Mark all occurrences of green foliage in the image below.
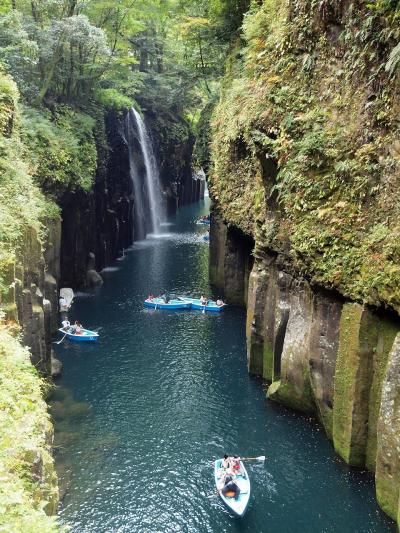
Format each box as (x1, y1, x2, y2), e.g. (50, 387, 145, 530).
(210, 0, 400, 311)
(0, 324, 58, 532)
(21, 106, 97, 195)
(95, 88, 134, 112)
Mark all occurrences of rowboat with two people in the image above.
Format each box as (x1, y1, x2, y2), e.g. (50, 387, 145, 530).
(144, 295, 191, 310)
(57, 324, 99, 343)
(181, 295, 226, 312)
(214, 457, 251, 517)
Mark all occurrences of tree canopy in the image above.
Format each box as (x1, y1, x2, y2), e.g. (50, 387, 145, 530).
(0, 0, 249, 117)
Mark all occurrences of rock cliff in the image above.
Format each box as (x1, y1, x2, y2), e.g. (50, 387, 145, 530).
(208, 0, 400, 525)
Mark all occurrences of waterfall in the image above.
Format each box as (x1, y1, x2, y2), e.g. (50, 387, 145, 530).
(124, 107, 164, 237)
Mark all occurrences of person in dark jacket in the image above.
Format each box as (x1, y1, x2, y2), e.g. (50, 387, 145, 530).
(221, 470, 241, 500)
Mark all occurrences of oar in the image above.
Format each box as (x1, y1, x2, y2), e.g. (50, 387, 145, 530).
(53, 332, 68, 345)
(241, 455, 266, 462)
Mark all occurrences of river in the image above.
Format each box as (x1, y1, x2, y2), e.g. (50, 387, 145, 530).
(52, 199, 394, 533)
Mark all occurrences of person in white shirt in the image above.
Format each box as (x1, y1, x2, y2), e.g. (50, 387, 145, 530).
(59, 295, 69, 312)
(61, 318, 70, 331)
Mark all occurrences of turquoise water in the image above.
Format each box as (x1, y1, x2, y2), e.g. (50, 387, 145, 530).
(53, 200, 394, 533)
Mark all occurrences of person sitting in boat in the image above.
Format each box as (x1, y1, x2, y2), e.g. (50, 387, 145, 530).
(59, 295, 70, 313)
(164, 294, 170, 304)
(222, 469, 241, 501)
(148, 294, 154, 301)
(216, 298, 224, 307)
(61, 318, 71, 332)
(232, 455, 243, 474)
(200, 295, 207, 306)
(221, 454, 231, 470)
(73, 321, 83, 335)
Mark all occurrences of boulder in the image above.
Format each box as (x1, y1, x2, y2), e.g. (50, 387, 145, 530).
(51, 350, 62, 378)
(86, 269, 103, 287)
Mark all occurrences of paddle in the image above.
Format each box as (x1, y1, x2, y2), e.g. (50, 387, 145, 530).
(241, 455, 266, 462)
(53, 332, 67, 345)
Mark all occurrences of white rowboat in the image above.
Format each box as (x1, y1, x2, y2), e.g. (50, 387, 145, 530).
(214, 459, 251, 517)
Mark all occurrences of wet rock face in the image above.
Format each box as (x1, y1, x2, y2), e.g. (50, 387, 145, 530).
(60, 111, 134, 288)
(145, 111, 204, 211)
(333, 304, 378, 465)
(209, 208, 254, 305)
(268, 278, 315, 413)
(308, 290, 342, 437)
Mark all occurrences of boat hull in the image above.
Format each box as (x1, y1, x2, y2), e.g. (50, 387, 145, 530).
(190, 299, 226, 312)
(214, 459, 250, 517)
(196, 220, 210, 225)
(144, 299, 191, 310)
(58, 328, 99, 342)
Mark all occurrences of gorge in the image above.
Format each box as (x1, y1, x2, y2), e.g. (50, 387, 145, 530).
(0, 0, 400, 531)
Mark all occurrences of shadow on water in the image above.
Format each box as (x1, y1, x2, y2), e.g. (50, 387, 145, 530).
(53, 199, 395, 533)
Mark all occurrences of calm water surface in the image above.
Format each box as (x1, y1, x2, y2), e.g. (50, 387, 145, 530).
(53, 200, 394, 533)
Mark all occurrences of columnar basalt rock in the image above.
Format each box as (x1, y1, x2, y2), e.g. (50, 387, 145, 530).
(376, 333, 400, 521)
(332, 304, 378, 466)
(268, 278, 315, 413)
(365, 317, 399, 472)
(209, 210, 228, 290)
(308, 290, 343, 438)
(209, 207, 254, 304)
(246, 265, 269, 376)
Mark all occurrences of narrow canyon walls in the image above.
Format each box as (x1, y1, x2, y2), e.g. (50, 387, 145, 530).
(210, 211, 400, 524)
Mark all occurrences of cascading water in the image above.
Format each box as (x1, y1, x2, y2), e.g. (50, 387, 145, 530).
(124, 107, 164, 237)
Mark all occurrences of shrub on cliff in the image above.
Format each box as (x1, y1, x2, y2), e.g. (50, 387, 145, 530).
(21, 105, 97, 196)
(209, 0, 400, 312)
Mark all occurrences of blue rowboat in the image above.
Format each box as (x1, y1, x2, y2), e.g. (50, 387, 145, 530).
(214, 459, 251, 517)
(144, 298, 191, 310)
(58, 328, 99, 342)
(196, 219, 210, 225)
(190, 299, 226, 312)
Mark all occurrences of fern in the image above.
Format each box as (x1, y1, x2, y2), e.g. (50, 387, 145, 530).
(385, 42, 400, 76)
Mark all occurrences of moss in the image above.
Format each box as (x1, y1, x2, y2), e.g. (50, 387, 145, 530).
(0, 324, 58, 532)
(262, 342, 273, 381)
(209, 0, 400, 313)
(366, 318, 399, 472)
(333, 304, 379, 465)
(376, 476, 400, 522)
(267, 379, 315, 414)
(95, 88, 134, 113)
